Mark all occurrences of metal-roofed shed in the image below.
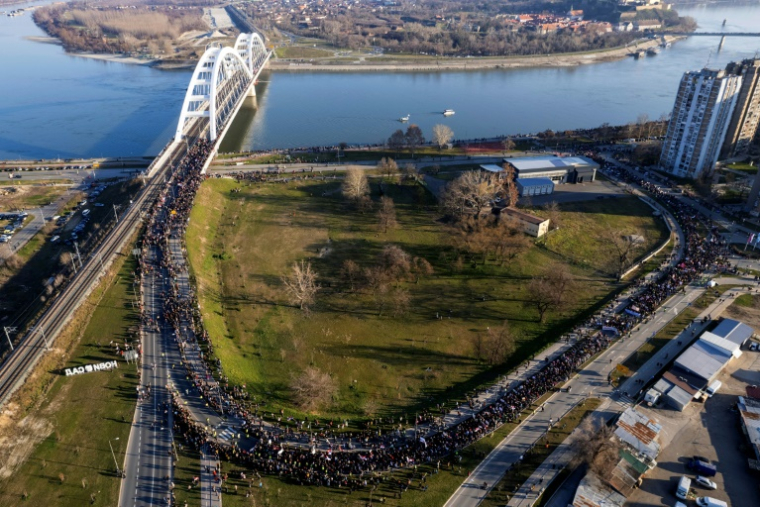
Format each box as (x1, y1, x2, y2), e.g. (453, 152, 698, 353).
(712, 318, 755, 347)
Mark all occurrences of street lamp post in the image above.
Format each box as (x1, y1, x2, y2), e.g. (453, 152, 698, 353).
(109, 437, 121, 476)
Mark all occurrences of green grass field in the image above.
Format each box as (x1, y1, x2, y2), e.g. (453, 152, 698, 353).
(0, 252, 140, 507)
(186, 178, 665, 423)
(530, 198, 670, 277)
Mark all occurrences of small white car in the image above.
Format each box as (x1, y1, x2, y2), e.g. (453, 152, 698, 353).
(695, 476, 717, 490)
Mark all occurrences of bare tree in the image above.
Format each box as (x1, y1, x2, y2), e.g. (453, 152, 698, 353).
(502, 164, 519, 208)
(492, 215, 531, 264)
(380, 244, 411, 280)
(342, 167, 369, 202)
(388, 129, 406, 155)
(412, 256, 434, 282)
(432, 124, 454, 150)
(571, 417, 622, 476)
(391, 287, 411, 316)
(403, 163, 419, 182)
(636, 113, 649, 139)
(290, 366, 338, 412)
(377, 157, 398, 181)
(378, 196, 398, 232)
(441, 171, 499, 219)
(281, 260, 320, 312)
(340, 259, 361, 291)
(542, 201, 562, 231)
(485, 320, 517, 365)
(604, 229, 645, 278)
(524, 263, 576, 323)
(450, 214, 492, 263)
(502, 137, 515, 155)
(405, 124, 425, 158)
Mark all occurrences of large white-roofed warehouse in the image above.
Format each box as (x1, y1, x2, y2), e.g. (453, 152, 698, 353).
(503, 155, 599, 183)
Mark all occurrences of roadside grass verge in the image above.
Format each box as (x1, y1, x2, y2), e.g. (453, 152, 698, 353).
(480, 398, 601, 507)
(0, 246, 140, 507)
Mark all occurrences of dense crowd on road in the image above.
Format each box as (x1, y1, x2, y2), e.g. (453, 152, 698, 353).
(133, 141, 730, 491)
(600, 165, 731, 332)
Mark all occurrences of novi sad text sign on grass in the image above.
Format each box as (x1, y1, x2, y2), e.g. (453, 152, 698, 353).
(64, 360, 118, 376)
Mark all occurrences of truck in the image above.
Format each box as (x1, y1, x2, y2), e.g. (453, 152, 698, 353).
(688, 459, 717, 477)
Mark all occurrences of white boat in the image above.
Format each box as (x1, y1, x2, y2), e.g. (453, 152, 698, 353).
(399, 114, 410, 122)
(443, 109, 455, 116)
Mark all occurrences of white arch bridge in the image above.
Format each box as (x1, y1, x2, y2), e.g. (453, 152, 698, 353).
(175, 32, 270, 146)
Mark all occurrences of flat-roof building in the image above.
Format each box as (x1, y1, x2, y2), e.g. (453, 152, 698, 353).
(503, 156, 598, 183)
(515, 177, 554, 196)
(712, 318, 755, 347)
(739, 393, 760, 462)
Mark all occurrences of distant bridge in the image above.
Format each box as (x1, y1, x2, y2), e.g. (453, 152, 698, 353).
(654, 31, 760, 37)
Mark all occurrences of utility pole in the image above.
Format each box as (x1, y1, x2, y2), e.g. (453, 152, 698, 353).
(3, 326, 16, 351)
(98, 252, 105, 273)
(69, 255, 78, 274)
(74, 241, 83, 269)
(113, 204, 119, 224)
(109, 437, 121, 476)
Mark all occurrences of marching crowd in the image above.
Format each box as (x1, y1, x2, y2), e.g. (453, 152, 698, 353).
(134, 144, 729, 492)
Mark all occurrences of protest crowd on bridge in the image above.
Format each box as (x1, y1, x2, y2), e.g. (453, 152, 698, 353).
(132, 142, 733, 496)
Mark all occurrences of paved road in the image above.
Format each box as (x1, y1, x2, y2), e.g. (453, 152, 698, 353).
(120, 244, 175, 507)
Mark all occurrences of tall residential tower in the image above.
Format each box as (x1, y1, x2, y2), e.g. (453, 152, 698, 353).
(721, 59, 760, 159)
(660, 68, 742, 179)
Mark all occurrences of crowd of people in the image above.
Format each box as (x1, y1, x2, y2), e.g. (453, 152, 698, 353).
(134, 143, 730, 492)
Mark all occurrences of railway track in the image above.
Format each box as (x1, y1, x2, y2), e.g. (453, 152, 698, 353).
(0, 141, 185, 408)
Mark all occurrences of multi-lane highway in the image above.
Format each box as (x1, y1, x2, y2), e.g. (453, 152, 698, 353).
(120, 241, 175, 507)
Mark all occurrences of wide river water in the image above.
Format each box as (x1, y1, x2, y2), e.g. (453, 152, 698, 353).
(3, 2, 760, 159)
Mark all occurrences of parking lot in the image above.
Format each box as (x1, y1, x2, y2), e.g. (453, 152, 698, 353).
(625, 350, 760, 506)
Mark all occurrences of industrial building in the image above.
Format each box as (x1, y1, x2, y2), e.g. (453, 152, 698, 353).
(660, 68, 742, 179)
(499, 207, 550, 238)
(515, 177, 554, 197)
(648, 319, 752, 411)
(502, 156, 598, 183)
(738, 393, 760, 464)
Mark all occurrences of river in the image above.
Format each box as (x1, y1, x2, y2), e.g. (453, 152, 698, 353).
(2, 3, 760, 159)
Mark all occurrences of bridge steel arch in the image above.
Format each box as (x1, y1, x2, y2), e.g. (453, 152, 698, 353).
(175, 34, 269, 143)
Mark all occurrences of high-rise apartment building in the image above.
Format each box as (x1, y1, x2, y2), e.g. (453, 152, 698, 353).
(721, 59, 760, 159)
(660, 68, 742, 179)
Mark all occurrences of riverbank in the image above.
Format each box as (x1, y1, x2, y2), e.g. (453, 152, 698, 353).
(28, 29, 682, 73)
(269, 36, 684, 73)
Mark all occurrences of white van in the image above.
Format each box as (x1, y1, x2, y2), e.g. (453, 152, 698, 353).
(696, 497, 728, 507)
(676, 476, 691, 500)
(706, 380, 722, 397)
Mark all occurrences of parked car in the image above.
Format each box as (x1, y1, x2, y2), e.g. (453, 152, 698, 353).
(688, 459, 717, 477)
(695, 476, 717, 490)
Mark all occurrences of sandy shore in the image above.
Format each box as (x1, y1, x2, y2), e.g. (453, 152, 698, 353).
(269, 36, 684, 73)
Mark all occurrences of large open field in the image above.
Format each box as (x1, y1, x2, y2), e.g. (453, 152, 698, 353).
(186, 176, 668, 421)
(0, 251, 139, 507)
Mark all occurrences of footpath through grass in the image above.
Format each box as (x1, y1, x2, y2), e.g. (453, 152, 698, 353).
(186, 178, 665, 423)
(0, 253, 140, 507)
